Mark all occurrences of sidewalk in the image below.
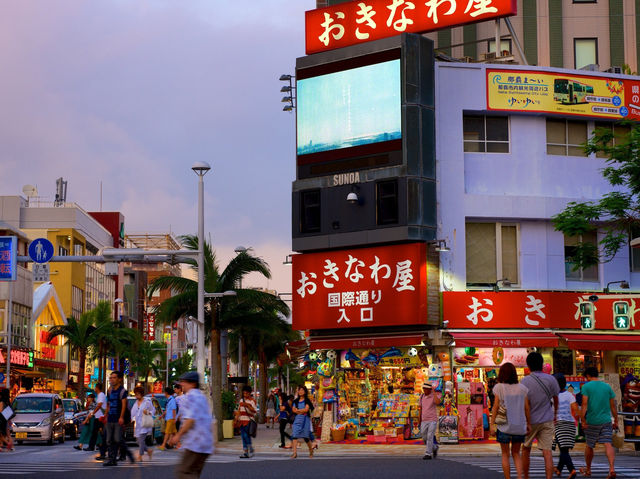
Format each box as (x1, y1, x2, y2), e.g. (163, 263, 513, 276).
(214, 424, 640, 458)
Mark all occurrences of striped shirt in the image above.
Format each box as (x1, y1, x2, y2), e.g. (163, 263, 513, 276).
(237, 398, 256, 426)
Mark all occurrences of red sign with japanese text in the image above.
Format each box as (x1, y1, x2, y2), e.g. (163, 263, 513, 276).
(292, 243, 427, 330)
(305, 0, 517, 55)
(443, 291, 640, 331)
(143, 313, 156, 341)
(0, 347, 32, 367)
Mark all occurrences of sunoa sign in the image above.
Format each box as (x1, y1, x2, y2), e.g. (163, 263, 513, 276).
(292, 242, 427, 330)
(305, 0, 517, 55)
(443, 291, 640, 330)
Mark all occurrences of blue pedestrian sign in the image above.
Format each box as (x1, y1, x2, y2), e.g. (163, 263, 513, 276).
(29, 238, 54, 264)
(0, 236, 17, 281)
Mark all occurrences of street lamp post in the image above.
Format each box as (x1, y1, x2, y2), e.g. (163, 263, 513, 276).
(192, 161, 211, 383)
(233, 246, 247, 379)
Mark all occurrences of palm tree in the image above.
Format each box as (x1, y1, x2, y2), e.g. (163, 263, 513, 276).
(147, 235, 277, 438)
(129, 338, 165, 392)
(228, 295, 293, 422)
(48, 309, 109, 399)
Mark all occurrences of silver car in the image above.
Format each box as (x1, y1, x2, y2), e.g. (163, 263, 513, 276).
(11, 393, 65, 445)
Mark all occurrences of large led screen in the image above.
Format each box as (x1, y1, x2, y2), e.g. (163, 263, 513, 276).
(297, 59, 401, 156)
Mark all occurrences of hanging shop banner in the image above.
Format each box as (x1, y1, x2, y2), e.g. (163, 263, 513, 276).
(443, 291, 640, 331)
(305, 0, 517, 55)
(618, 356, 640, 377)
(452, 347, 528, 367)
(0, 236, 18, 281)
(293, 242, 427, 330)
(486, 69, 639, 120)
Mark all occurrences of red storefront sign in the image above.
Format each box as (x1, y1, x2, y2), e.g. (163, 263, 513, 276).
(443, 291, 640, 330)
(0, 348, 32, 367)
(143, 313, 156, 341)
(292, 242, 427, 330)
(305, 0, 517, 54)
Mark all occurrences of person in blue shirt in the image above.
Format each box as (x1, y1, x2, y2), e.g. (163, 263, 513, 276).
(160, 387, 178, 450)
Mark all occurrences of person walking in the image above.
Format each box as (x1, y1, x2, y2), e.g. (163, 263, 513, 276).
(490, 362, 531, 479)
(173, 383, 184, 431)
(266, 393, 276, 429)
(130, 386, 154, 462)
(160, 387, 178, 450)
(103, 371, 134, 466)
(419, 381, 441, 460)
(580, 367, 618, 479)
(278, 391, 292, 448)
(74, 394, 96, 451)
(290, 385, 314, 459)
(236, 385, 257, 458)
(89, 382, 107, 457)
(520, 352, 559, 479)
(553, 373, 579, 478)
(169, 372, 213, 479)
(0, 388, 14, 451)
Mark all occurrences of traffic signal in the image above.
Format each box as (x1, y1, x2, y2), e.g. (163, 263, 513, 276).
(613, 301, 630, 330)
(580, 302, 595, 330)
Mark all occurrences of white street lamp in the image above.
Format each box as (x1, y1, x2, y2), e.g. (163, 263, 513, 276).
(192, 161, 211, 383)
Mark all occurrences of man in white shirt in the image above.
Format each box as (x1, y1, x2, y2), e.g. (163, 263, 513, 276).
(170, 372, 213, 479)
(88, 382, 107, 458)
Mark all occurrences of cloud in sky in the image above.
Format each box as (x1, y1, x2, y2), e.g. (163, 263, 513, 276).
(0, 0, 313, 294)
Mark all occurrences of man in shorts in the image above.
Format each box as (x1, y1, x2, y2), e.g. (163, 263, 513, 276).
(581, 367, 618, 478)
(160, 387, 178, 450)
(520, 352, 559, 479)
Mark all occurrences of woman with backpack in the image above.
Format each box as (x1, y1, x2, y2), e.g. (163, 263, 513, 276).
(278, 392, 293, 448)
(490, 362, 531, 479)
(290, 385, 314, 459)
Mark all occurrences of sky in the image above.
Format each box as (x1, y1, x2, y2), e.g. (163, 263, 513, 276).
(0, 0, 314, 296)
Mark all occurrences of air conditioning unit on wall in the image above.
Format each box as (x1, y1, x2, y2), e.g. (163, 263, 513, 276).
(606, 66, 623, 74)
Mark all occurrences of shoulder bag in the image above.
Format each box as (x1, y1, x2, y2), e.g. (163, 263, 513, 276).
(494, 387, 508, 425)
(248, 418, 258, 438)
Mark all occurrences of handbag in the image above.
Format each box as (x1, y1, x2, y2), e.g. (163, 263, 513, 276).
(142, 413, 154, 429)
(495, 404, 508, 425)
(248, 419, 258, 438)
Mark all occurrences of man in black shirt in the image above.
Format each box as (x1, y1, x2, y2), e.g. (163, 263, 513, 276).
(103, 371, 133, 466)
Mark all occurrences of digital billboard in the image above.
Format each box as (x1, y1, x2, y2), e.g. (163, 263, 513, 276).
(296, 59, 401, 157)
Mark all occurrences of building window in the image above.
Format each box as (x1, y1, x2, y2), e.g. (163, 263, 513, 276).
(72, 286, 83, 319)
(574, 38, 598, 70)
(546, 118, 588, 156)
(488, 39, 512, 56)
(466, 222, 519, 286)
(630, 225, 640, 272)
(73, 243, 83, 256)
(594, 122, 630, 158)
(564, 232, 598, 281)
(376, 180, 399, 225)
(573, 0, 597, 3)
(463, 115, 509, 152)
(300, 189, 321, 233)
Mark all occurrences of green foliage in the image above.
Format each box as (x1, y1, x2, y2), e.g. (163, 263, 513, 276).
(221, 390, 236, 420)
(169, 353, 193, 384)
(552, 120, 640, 269)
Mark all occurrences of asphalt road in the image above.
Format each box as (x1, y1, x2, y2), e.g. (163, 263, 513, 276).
(3, 442, 640, 478)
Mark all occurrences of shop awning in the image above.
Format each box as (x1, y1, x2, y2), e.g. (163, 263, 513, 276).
(449, 331, 559, 348)
(558, 333, 640, 350)
(308, 334, 425, 350)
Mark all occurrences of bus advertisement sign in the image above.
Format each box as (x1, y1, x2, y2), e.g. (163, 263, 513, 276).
(487, 69, 634, 120)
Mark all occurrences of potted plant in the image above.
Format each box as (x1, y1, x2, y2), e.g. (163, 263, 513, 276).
(221, 390, 236, 439)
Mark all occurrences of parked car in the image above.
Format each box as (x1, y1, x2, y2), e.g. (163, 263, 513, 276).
(10, 393, 65, 445)
(123, 396, 165, 445)
(62, 398, 88, 439)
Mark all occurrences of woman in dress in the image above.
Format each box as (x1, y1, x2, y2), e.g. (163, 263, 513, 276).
(130, 386, 155, 462)
(553, 373, 579, 479)
(490, 362, 531, 479)
(290, 385, 314, 459)
(265, 393, 276, 429)
(74, 394, 96, 450)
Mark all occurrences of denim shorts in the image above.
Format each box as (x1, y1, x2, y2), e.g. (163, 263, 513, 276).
(496, 429, 525, 444)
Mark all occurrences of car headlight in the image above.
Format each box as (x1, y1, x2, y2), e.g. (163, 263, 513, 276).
(39, 417, 52, 427)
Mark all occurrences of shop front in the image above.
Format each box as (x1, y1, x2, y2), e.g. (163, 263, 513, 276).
(444, 291, 640, 445)
(293, 242, 439, 444)
(0, 346, 35, 395)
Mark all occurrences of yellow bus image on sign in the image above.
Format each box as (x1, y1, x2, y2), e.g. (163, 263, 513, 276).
(554, 78, 594, 105)
(487, 69, 627, 120)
